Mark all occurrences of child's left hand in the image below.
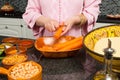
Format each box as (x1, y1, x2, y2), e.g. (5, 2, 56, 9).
(61, 14, 87, 35)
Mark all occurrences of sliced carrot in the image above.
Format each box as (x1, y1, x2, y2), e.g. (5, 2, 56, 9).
(53, 36, 83, 50)
(40, 45, 56, 51)
(54, 23, 64, 39)
(59, 38, 83, 51)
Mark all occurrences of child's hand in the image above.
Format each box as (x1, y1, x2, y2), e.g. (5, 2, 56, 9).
(62, 14, 87, 35)
(44, 18, 59, 32)
(36, 16, 59, 32)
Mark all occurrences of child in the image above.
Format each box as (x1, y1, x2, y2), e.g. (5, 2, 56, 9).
(23, 0, 101, 79)
(23, 0, 101, 39)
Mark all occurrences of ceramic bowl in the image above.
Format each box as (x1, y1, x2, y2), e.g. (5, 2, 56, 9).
(2, 37, 20, 44)
(83, 24, 120, 73)
(5, 46, 27, 56)
(17, 39, 34, 49)
(0, 61, 42, 80)
(2, 54, 28, 69)
(35, 36, 81, 58)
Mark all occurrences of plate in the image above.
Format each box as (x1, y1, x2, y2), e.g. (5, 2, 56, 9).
(107, 14, 120, 19)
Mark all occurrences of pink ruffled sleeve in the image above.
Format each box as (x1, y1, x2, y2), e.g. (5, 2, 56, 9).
(82, 0, 101, 34)
(22, 0, 44, 37)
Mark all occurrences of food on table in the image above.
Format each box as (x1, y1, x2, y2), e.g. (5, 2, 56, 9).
(84, 25, 120, 50)
(94, 37, 120, 57)
(17, 39, 34, 48)
(35, 36, 83, 58)
(83, 25, 120, 73)
(2, 54, 27, 68)
(10, 61, 40, 79)
(57, 36, 75, 43)
(36, 36, 83, 51)
(54, 24, 64, 39)
(54, 36, 83, 51)
(6, 49, 17, 55)
(5, 46, 27, 56)
(2, 37, 20, 44)
(0, 61, 42, 80)
(1, 43, 13, 49)
(114, 29, 120, 37)
(93, 29, 108, 41)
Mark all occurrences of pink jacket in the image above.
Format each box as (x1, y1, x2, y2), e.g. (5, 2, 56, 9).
(23, 0, 101, 39)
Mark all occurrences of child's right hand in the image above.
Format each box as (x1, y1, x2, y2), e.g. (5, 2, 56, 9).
(44, 18, 59, 32)
(36, 16, 59, 32)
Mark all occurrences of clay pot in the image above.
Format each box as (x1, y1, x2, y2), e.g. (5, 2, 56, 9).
(0, 61, 42, 80)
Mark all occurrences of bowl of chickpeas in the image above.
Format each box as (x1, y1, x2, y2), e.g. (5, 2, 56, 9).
(0, 61, 42, 80)
(2, 54, 28, 69)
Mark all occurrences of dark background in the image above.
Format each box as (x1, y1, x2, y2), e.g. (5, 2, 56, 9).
(0, 0, 120, 15)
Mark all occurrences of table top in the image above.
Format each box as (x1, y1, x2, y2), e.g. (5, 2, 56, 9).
(0, 36, 107, 80)
(0, 48, 97, 80)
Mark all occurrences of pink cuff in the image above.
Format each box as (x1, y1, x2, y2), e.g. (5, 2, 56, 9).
(29, 13, 42, 29)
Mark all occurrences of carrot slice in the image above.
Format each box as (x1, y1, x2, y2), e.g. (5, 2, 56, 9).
(40, 45, 55, 51)
(54, 23, 64, 39)
(59, 38, 83, 51)
(53, 36, 83, 50)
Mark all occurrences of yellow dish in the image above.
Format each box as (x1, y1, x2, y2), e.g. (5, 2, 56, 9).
(83, 24, 120, 73)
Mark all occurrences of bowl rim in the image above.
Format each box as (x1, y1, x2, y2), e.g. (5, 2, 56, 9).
(17, 39, 34, 46)
(5, 46, 27, 55)
(83, 24, 120, 60)
(2, 37, 20, 43)
(34, 36, 81, 52)
(2, 37, 19, 39)
(36, 47, 81, 52)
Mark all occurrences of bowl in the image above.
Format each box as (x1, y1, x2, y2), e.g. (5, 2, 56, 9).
(17, 39, 34, 49)
(5, 46, 27, 56)
(2, 37, 20, 44)
(2, 54, 28, 69)
(1, 43, 13, 49)
(0, 43, 13, 60)
(83, 24, 120, 73)
(35, 36, 82, 58)
(0, 61, 42, 80)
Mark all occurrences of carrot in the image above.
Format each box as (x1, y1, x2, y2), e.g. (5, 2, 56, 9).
(53, 36, 83, 50)
(54, 23, 64, 39)
(40, 45, 56, 51)
(59, 38, 83, 51)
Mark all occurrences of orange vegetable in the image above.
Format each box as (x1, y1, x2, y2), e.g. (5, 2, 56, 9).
(54, 23, 64, 39)
(40, 45, 55, 51)
(53, 36, 83, 50)
(59, 38, 83, 51)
